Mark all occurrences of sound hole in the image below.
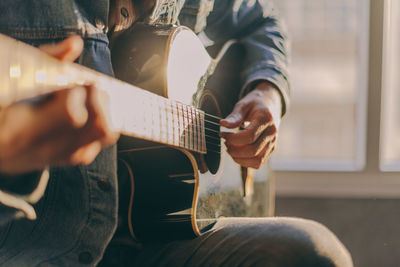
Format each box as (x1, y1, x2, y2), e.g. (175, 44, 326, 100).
(200, 92, 221, 174)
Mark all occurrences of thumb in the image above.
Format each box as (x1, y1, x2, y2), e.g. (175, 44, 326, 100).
(220, 103, 250, 128)
(39, 35, 84, 62)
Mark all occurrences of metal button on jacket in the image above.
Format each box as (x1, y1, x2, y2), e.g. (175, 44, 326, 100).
(121, 7, 129, 18)
(97, 178, 112, 192)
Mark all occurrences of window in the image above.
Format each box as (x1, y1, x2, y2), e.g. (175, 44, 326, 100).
(270, 0, 370, 171)
(380, 0, 400, 171)
(271, 0, 400, 198)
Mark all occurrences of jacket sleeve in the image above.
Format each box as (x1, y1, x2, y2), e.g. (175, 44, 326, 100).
(189, 0, 290, 116)
(0, 170, 49, 224)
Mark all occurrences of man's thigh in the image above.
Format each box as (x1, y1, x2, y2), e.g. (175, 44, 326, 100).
(103, 217, 353, 267)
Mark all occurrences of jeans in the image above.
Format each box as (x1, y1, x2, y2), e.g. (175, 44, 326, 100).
(100, 217, 353, 267)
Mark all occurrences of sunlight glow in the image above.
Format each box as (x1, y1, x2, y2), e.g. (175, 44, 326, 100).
(167, 28, 212, 105)
(57, 75, 68, 86)
(9, 65, 21, 78)
(35, 71, 46, 83)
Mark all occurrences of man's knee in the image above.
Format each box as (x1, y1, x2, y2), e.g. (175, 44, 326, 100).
(264, 217, 352, 267)
(214, 217, 353, 267)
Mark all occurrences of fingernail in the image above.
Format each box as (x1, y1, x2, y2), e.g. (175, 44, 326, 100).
(224, 116, 236, 124)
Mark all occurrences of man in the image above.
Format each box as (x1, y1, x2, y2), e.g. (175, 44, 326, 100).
(0, 0, 353, 266)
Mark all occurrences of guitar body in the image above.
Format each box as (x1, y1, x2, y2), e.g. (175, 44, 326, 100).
(112, 25, 271, 242)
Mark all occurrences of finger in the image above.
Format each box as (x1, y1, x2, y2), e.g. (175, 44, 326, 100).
(0, 88, 88, 155)
(223, 112, 276, 146)
(232, 141, 274, 169)
(227, 129, 277, 159)
(220, 101, 252, 129)
(66, 141, 103, 165)
(33, 86, 116, 163)
(82, 88, 112, 142)
(84, 85, 119, 145)
(39, 35, 84, 62)
(29, 87, 89, 142)
(268, 144, 276, 158)
(32, 125, 104, 167)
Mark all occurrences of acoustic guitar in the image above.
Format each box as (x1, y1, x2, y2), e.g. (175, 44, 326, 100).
(0, 25, 271, 242)
(111, 24, 271, 242)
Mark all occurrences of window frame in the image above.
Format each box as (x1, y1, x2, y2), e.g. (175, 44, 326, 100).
(379, 0, 400, 172)
(274, 0, 400, 198)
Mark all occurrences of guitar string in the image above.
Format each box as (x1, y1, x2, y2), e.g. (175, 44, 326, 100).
(136, 126, 222, 154)
(145, 107, 219, 143)
(163, 101, 222, 121)
(152, 97, 222, 121)
(173, 139, 222, 154)
(144, 111, 233, 149)
(157, 105, 222, 125)
(144, 124, 221, 142)
(145, 127, 221, 148)
(151, 106, 223, 135)
(142, 98, 241, 153)
(156, 106, 233, 132)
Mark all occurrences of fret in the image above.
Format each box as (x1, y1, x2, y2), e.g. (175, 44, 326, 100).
(199, 111, 205, 152)
(171, 102, 177, 146)
(182, 104, 188, 150)
(179, 103, 184, 148)
(188, 106, 193, 151)
(182, 103, 187, 150)
(168, 101, 173, 145)
(158, 98, 165, 143)
(148, 94, 155, 140)
(171, 101, 178, 146)
(175, 102, 180, 147)
(162, 98, 169, 144)
(162, 99, 167, 143)
(158, 97, 163, 141)
(150, 94, 157, 140)
(189, 106, 195, 151)
(159, 97, 165, 141)
(167, 99, 173, 145)
(200, 111, 206, 152)
(165, 100, 172, 145)
(195, 109, 200, 152)
(144, 94, 152, 140)
(193, 107, 197, 151)
(196, 109, 203, 152)
(185, 105, 191, 151)
(192, 108, 197, 152)
(177, 102, 184, 148)
(147, 99, 207, 153)
(161, 98, 166, 143)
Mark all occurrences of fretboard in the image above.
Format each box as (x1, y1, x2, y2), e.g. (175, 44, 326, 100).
(0, 33, 207, 154)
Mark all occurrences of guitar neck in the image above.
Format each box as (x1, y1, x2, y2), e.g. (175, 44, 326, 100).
(0, 33, 207, 154)
(107, 79, 208, 153)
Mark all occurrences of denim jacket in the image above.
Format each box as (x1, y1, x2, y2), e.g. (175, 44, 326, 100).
(0, 0, 289, 265)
